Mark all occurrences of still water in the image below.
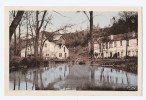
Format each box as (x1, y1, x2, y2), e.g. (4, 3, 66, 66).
(9, 64, 137, 91)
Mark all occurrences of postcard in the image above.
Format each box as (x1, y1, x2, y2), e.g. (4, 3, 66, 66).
(5, 6, 142, 96)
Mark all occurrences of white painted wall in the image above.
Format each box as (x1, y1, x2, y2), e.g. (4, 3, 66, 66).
(21, 40, 69, 60)
(94, 38, 138, 58)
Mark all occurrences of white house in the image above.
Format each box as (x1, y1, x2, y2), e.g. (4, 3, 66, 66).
(94, 31, 138, 58)
(21, 31, 69, 59)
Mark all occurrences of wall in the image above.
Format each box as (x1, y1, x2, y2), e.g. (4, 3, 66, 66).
(94, 38, 138, 58)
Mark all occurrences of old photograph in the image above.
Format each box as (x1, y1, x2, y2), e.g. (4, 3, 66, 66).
(5, 6, 142, 95)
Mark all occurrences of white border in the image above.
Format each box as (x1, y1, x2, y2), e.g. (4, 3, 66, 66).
(0, 0, 146, 100)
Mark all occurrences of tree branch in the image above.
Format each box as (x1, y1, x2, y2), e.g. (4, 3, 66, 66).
(9, 11, 24, 41)
(38, 11, 47, 32)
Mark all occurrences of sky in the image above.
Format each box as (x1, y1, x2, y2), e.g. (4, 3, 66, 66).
(13, 11, 120, 38)
(46, 11, 120, 33)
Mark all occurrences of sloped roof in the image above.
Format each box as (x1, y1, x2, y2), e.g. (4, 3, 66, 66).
(41, 31, 54, 42)
(94, 31, 137, 43)
(111, 32, 138, 41)
(53, 35, 62, 41)
(41, 31, 65, 42)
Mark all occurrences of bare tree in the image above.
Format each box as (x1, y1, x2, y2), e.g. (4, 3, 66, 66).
(77, 11, 94, 64)
(89, 11, 94, 64)
(34, 11, 47, 59)
(25, 12, 29, 57)
(9, 11, 24, 41)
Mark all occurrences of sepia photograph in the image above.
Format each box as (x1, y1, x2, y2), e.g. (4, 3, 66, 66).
(5, 6, 142, 96)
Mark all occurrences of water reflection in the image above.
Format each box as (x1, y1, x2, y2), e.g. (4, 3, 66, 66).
(9, 64, 137, 90)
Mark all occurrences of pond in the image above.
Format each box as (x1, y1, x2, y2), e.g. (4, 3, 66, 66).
(9, 64, 137, 91)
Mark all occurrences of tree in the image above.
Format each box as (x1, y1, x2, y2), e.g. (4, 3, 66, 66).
(110, 11, 138, 35)
(25, 12, 29, 57)
(34, 11, 47, 59)
(9, 11, 24, 41)
(77, 11, 94, 64)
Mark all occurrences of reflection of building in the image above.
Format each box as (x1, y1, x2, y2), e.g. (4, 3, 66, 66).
(21, 31, 69, 59)
(94, 67, 137, 86)
(39, 64, 69, 88)
(93, 31, 138, 58)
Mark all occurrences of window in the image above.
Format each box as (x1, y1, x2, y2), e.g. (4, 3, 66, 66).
(59, 44, 61, 49)
(99, 44, 101, 49)
(45, 43, 47, 47)
(120, 41, 122, 46)
(114, 41, 117, 47)
(103, 43, 105, 49)
(59, 53, 62, 57)
(127, 40, 129, 46)
(128, 51, 131, 56)
(106, 42, 108, 49)
(110, 42, 113, 48)
(117, 52, 119, 57)
(121, 52, 123, 57)
(64, 47, 65, 52)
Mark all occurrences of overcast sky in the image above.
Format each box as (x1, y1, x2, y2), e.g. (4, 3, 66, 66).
(47, 11, 120, 33)
(13, 11, 120, 38)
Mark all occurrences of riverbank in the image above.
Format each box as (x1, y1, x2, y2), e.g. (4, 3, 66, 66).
(92, 58, 138, 74)
(9, 56, 138, 74)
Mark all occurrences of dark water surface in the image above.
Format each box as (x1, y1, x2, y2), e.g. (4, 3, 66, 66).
(9, 64, 137, 91)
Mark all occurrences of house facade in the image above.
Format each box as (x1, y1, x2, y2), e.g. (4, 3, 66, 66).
(21, 31, 69, 59)
(94, 32, 138, 58)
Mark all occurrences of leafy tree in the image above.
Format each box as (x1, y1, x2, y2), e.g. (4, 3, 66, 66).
(110, 11, 138, 35)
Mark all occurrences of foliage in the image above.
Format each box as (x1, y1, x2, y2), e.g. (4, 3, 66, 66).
(110, 11, 138, 35)
(63, 30, 90, 47)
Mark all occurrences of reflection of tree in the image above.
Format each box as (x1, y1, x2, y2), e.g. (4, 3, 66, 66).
(100, 68, 104, 81)
(22, 69, 28, 90)
(125, 72, 129, 85)
(90, 65, 95, 80)
(18, 71, 21, 90)
(34, 69, 39, 90)
(39, 70, 44, 89)
(32, 71, 36, 90)
(13, 72, 16, 90)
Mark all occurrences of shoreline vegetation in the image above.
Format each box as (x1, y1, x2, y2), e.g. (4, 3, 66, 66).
(10, 55, 138, 74)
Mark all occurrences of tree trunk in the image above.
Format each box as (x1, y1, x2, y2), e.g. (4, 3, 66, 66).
(89, 11, 94, 64)
(13, 11, 17, 56)
(34, 11, 47, 59)
(18, 23, 21, 56)
(34, 11, 39, 59)
(14, 31, 17, 56)
(25, 13, 29, 57)
(9, 11, 24, 42)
